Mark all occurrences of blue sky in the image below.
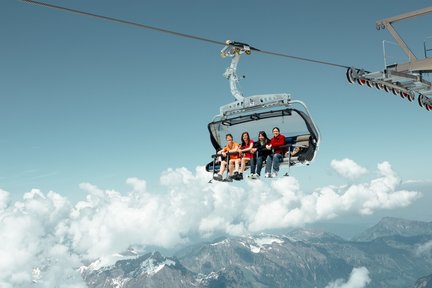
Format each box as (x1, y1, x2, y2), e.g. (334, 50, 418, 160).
(1, 0, 431, 207)
(1, 1, 432, 285)
(1, 0, 430, 195)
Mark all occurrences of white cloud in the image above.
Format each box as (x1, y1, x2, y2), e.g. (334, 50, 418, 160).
(325, 267, 371, 288)
(0, 189, 10, 210)
(331, 159, 368, 179)
(403, 179, 432, 185)
(0, 189, 86, 288)
(248, 161, 421, 230)
(0, 162, 422, 287)
(415, 240, 432, 256)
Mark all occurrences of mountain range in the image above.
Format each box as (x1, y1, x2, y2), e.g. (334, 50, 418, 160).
(81, 217, 432, 288)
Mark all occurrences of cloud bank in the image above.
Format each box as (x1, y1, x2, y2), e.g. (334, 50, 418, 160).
(0, 160, 422, 286)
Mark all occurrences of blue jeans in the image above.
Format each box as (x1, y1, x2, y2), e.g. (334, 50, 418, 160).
(265, 154, 283, 173)
(250, 155, 264, 175)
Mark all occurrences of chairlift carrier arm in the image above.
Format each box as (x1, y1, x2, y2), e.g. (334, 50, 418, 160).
(223, 53, 244, 102)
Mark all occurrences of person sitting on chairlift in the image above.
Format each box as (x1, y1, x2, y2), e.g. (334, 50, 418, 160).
(237, 131, 254, 180)
(265, 127, 287, 178)
(248, 131, 270, 179)
(213, 134, 241, 181)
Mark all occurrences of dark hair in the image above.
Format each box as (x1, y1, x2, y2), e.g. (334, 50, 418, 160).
(241, 132, 250, 146)
(225, 133, 233, 140)
(258, 131, 270, 142)
(272, 127, 280, 132)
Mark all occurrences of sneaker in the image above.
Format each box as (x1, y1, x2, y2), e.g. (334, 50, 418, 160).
(271, 172, 278, 178)
(250, 173, 259, 180)
(232, 173, 242, 181)
(230, 171, 238, 180)
(248, 174, 253, 179)
(265, 172, 271, 178)
(213, 174, 223, 181)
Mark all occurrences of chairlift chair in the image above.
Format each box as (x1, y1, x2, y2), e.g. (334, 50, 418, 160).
(206, 41, 320, 178)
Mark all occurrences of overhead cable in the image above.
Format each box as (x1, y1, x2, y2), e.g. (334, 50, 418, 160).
(21, 0, 351, 69)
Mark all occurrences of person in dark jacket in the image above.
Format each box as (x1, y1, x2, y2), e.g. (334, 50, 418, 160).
(248, 131, 270, 179)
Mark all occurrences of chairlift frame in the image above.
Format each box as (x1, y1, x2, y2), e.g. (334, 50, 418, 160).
(346, 6, 432, 111)
(206, 41, 320, 178)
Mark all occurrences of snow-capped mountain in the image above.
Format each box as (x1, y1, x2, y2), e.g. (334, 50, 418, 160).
(81, 217, 432, 288)
(83, 251, 196, 288)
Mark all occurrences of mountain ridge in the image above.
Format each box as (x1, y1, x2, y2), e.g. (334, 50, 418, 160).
(81, 217, 432, 288)
(352, 216, 432, 242)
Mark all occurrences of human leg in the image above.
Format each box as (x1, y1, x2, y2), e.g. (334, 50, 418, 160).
(228, 159, 235, 176)
(219, 160, 227, 175)
(256, 155, 264, 176)
(240, 157, 250, 173)
(265, 154, 273, 176)
(234, 159, 240, 173)
(238, 158, 248, 180)
(249, 156, 256, 174)
(213, 160, 226, 180)
(272, 154, 283, 175)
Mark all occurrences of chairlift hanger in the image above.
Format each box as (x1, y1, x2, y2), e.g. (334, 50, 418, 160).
(206, 41, 320, 178)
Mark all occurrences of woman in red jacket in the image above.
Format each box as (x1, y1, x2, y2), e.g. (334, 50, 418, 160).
(265, 127, 286, 178)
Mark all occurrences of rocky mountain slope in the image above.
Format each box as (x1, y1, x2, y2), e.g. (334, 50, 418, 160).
(81, 217, 432, 288)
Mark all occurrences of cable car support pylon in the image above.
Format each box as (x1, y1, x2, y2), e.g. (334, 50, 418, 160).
(346, 6, 432, 111)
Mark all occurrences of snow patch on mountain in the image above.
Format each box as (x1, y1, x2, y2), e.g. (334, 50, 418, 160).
(244, 235, 285, 253)
(140, 258, 175, 276)
(210, 239, 229, 246)
(110, 276, 130, 288)
(255, 236, 284, 246)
